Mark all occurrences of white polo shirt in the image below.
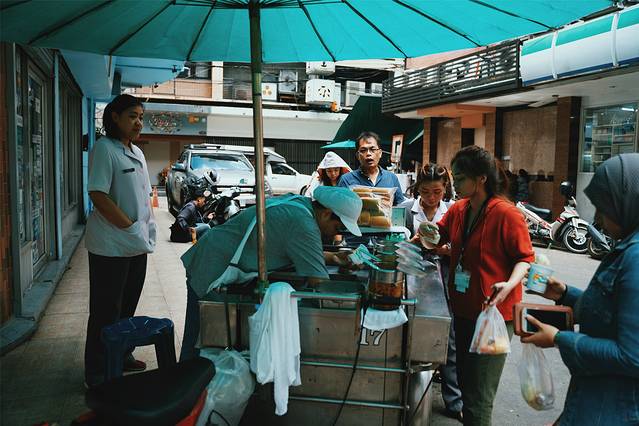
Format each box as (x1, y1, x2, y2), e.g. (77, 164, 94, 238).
(85, 136, 156, 257)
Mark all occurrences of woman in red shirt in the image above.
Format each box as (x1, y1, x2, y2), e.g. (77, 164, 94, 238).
(423, 146, 534, 425)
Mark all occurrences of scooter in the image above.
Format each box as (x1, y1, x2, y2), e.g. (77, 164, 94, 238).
(586, 222, 615, 260)
(516, 181, 590, 254)
(186, 172, 241, 227)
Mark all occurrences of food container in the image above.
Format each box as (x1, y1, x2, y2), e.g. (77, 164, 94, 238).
(526, 263, 553, 294)
(368, 267, 404, 311)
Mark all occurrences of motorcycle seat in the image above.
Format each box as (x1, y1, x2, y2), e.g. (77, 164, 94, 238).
(86, 357, 214, 426)
(523, 204, 552, 220)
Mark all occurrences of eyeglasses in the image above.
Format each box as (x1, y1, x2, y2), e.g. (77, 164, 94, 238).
(357, 147, 381, 155)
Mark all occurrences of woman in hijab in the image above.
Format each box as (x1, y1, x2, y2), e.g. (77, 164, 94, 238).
(304, 151, 351, 197)
(522, 153, 639, 425)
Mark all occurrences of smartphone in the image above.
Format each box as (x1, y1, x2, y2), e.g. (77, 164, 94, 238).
(513, 303, 574, 336)
(522, 308, 571, 333)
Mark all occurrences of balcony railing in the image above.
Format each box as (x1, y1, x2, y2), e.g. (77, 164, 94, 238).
(382, 40, 520, 113)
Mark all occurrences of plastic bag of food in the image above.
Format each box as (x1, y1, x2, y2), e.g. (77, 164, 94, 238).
(469, 305, 511, 355)
(352, 185, 396, 228)
(518, 343, 555, 410)
(197, 349, 255, 426)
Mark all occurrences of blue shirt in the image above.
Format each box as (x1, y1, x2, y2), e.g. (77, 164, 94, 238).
(553, 229, 639, 425)
(337, 168, 406, 205)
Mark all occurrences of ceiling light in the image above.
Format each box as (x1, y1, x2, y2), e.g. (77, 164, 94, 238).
(621, 107, 635, 112)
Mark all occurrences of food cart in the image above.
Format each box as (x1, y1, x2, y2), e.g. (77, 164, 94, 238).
(198, 231, 451, 426)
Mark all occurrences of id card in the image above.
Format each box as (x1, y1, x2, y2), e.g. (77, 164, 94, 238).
(454, 264, 470, 293)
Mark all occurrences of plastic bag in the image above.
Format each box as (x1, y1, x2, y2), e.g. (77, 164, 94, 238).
(352, 185, 396, 228)
(469, 305, 511, 355)
(197, 349, 256, 426)
(518, 343, 555, 410)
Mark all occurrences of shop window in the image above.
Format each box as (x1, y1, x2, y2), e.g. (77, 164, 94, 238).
(582, 103, 638, 172)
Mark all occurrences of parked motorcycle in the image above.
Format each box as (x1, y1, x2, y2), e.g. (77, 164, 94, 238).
(516, 181, 590, 254)
(184, 171, 241, 227)
(586, 222, 615, 260)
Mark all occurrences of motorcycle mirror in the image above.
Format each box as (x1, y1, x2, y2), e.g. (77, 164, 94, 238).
(209, 170, 218, 182)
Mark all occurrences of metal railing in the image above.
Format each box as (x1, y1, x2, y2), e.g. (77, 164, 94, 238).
(382, 40, 521, 113)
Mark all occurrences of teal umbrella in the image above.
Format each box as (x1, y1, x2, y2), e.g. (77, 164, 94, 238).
(0, 0, 613, 285)
(321, 140, 356, 150)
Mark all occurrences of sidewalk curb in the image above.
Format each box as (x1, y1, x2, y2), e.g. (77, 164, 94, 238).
(0, 226, 85, 355)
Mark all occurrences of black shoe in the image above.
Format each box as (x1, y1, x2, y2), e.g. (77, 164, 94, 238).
(123, 357, 147, 372)
(444, 409, 463, 423)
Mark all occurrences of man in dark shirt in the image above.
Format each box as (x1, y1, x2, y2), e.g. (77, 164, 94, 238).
(170, 193, 211, 242)
(338, 131, 406, 206)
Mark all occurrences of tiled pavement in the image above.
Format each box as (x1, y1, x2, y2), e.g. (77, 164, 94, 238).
(0, 198, 191, 426)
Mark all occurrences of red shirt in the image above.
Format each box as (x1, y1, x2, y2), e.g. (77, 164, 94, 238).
(437, 197, 534, 321)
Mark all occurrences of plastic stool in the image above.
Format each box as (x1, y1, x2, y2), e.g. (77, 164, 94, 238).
(102, 316, 176, 381)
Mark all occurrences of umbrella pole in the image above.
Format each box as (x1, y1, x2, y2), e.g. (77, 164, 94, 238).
(249, 1, 268, 293)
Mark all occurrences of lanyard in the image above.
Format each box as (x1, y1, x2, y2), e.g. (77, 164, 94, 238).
(461, 197, 491, 252)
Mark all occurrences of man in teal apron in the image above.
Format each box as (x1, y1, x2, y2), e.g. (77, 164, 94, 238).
(180, 186, 363, 360)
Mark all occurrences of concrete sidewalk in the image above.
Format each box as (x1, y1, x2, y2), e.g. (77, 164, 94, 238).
(0, 196, 600, 425)
(0, 198, 191, 426)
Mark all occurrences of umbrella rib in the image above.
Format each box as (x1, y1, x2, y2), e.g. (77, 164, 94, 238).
(0, 0, 32, 13)
(341, 0, 407, 58)
(297, 0, 337, 62)
(392, 0, 481, 48)
(186, 0, 217, 61)
(108, 1, 174, 56)
(27, 0, 114, 45)
(469, 0, 552, 30)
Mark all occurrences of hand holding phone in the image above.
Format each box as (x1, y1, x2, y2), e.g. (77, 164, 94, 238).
(514, 303, 574, 337)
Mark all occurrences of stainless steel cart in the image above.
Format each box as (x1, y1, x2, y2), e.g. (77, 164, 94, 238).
(198, 263, 450, 426)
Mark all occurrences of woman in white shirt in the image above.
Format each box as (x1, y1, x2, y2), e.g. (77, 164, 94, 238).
(406, 163, 463, 421)
(84, 94, 156, 388)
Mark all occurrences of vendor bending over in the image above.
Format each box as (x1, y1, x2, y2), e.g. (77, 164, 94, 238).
(169, 190, 212, 242)
(180, 186, 363, 360)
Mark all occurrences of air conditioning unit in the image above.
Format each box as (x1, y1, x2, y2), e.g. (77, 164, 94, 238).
(345, 80, 365, 107)
(278, 70, 298, 94)
(305, 79, 336, 105)
(261, 83, 278, 101)
(306, 61, 336, 76)
(333, 82, 342, 110)
(370, 82, 383, 95)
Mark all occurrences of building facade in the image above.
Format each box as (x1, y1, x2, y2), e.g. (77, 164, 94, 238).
(382, 4, 639, 221)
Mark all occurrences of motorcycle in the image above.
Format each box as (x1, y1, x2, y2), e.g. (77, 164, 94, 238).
(185, 171, 241, 227)
(586, 222, 615, 260)
(516, 181, 590, 254)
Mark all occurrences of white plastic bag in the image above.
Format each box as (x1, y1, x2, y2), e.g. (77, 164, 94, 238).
(197, 349, 256, 426)
(469, 305, 511, 355)
(518, 343, 555, 410)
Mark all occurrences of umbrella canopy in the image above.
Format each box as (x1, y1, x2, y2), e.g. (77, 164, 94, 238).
(1, 0, 613, 63)
(321, 140, 356, 150)
(0, 0, 614, 287)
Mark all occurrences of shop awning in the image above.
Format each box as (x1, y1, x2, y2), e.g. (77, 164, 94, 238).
(333, 95, 423, 146)
(321, 140, 356, 150)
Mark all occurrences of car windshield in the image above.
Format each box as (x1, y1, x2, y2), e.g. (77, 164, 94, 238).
(190, 154, 252, 171)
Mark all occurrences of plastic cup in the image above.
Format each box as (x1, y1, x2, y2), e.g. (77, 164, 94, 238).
(526, 263, 553, 294)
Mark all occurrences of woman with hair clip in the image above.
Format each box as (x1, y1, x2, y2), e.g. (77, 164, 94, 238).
(421, 146, 534, 425)
(84, 94, 157, 388)
(406, 163, 463, 421)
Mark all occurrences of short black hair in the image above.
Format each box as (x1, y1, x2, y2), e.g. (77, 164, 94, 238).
(103, 94, 144, 139)
(355, 131, 381, 150)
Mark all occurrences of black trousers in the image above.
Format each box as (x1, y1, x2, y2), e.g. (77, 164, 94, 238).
(84, 252, 147, 381)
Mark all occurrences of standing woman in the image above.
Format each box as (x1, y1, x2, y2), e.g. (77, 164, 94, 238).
(406, 163, 463, 420)
(422, 146, 534, 425)
(84, 94, 157, 387)
(304, 151, 351, 196)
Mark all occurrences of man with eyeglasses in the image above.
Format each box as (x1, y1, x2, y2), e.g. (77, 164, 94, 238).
(338, 131, 406, 206)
